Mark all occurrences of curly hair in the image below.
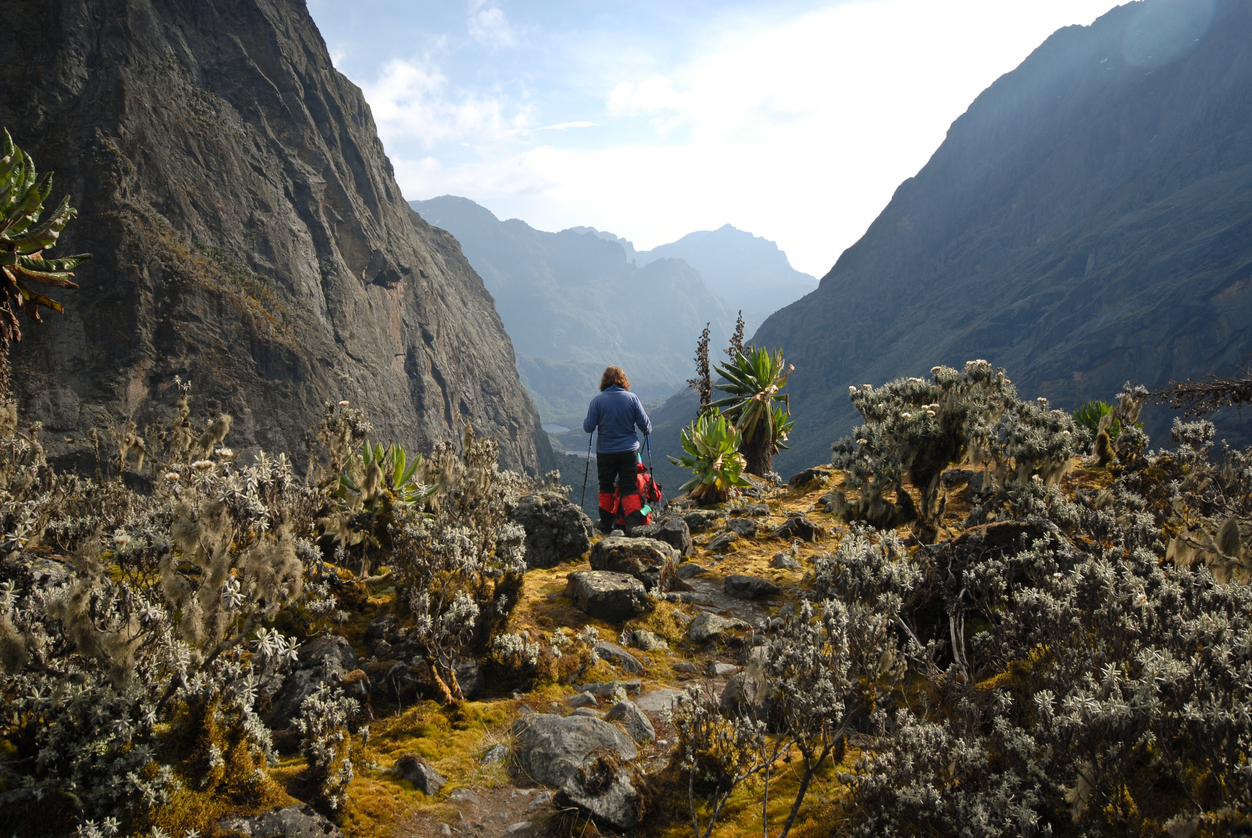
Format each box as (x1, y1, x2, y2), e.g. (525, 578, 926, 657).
(600, 366, 630, 391)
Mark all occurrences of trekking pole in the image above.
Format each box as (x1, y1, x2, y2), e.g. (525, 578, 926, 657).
(580, 432, 593, 510)
(645, 433, 654, 477)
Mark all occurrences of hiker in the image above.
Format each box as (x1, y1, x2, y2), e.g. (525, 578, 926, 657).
(584, 365, 652, 533)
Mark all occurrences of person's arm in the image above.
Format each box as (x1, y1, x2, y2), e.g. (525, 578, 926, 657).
(583, 397, 599, 434)
(634, 395, 652, 435)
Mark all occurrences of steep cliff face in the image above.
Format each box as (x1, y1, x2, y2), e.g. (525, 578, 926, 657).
(0, 0, 553, 474)
(412, 195, 736, 424)
(753, 0, 1252, 472)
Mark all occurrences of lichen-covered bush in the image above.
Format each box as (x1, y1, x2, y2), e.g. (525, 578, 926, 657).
(830, 361, 1078, 541)
(387, 424, 535, 704)
(815, 398, 1252, 836)
(293, 684, 360, 816)
(490, 625, 600, 689)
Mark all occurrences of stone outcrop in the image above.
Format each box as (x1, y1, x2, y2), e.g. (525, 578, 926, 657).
(511, 713, 641, 831)
(566, 570, 648, 622)
(0, 0, 554, 475)
(589, 535, 677, 591)
(631, 516, 694, 556)
(511, 492, 593, 568)
(219, 805, 344, 838)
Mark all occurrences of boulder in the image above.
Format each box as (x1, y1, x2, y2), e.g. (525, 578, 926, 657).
(511, 492, 594, 569)
(568, 691, 599, 708)
(720, 669, 772, 718)
(726, 518, 759, 537)
(724, 574, 781, 600)
(218, 805, 344, 838)
(631, 517, 693, 557)
(513, 715, 641, 828)
(392, 754, 446, 795)
(266, 635, 361, 730)
(575, 679, 643, 697)
(589, 536, 678, 591)
(558, 753, 642, 832)
(566, 571, 648, 622)
(687, 612, 749, 645)
(364, 615, 397, 644)
(513, 714, 637, 788)
(676, 562, 710, 579)
(627, 629, 667, 651)
(594, 641, 643, 674)
(454, 659, 485, 700)
(706, 532, 739, 553)
(683, 509, 726, 533)
(789, 466, 831, 487)
(771, 515, 824, 542)
(732, 503, 770, 518)
(771, 552, 802, 570)
(481, 743, 510, 764)
(606, 700, 655, 743)
(634, 688, 688, 713)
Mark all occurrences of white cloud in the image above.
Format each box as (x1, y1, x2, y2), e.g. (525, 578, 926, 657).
(469, 5, 517, 47)
(384, 0, 1127, 276)
(540, 121, 597, 130)
(607, 75, 685, 116)
(361, 57, 532, 150)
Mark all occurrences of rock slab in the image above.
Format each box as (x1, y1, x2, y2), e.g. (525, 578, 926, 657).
(631, 516, 694, 556)
(566, 571, 648, 622)
(218, 805, 344, 838)
(724, 574, 782, 600)
(589, 536, 677, 591)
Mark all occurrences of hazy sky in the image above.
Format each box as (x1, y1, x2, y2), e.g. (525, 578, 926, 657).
(307, 0, 1128, 278)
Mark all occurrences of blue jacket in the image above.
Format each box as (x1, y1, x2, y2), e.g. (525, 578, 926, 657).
(584, 386, 652, 453)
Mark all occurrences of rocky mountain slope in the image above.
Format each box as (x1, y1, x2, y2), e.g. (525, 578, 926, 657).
(634, 224, 817, 334)
(572, 224, 817, 335)
(0, 0, 553, 474)
(750, 0, 1252, 474)
(411, 196, 737, 425)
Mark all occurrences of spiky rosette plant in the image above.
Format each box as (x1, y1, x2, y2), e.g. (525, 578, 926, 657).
(710, 346, 794, 476)
(0, 129, 90, 390)
(668, 410, 753, 505)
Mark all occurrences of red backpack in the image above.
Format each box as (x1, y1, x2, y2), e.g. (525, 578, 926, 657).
(613, 457, 663, 527)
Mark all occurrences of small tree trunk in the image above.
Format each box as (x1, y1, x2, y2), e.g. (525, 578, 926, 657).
(742, 430, 773, 477)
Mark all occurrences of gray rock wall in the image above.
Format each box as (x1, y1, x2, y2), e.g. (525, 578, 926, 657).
(0, 0, 554, 475)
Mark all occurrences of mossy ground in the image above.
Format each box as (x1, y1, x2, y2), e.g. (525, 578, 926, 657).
(148, 459, 1131, 838)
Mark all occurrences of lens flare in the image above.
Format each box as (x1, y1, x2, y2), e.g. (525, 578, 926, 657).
(1122, 0, 1215, 68)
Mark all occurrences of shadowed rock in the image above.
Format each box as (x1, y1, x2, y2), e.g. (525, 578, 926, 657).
(392, 754, 446, 796)
(607, 700, 655, 743)
(725, 574, 781, 600)
(631, 516, 694, 556)
(687, 612, 749, 645)
(512, 492, 594, 569)
(589, 536, 677, 591)
(566, 571, 648, 622)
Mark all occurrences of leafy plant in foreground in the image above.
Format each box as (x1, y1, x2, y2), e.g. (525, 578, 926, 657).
(710, 346, 793, 477)
(0, 129, 91, 387)
(668, 411, 753, 505)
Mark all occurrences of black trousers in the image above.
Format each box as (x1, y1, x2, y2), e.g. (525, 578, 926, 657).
(597, 449, 638, 499)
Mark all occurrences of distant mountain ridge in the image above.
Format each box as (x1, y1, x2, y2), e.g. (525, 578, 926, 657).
(730, 0, 1252, 475)
(411, 196, 737, 425)
(569, 224, 817, 334)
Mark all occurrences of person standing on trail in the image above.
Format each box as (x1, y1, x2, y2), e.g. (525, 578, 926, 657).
(584, 366, 652, 533)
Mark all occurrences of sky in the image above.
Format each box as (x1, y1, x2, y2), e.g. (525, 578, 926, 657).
(307, 0, 1129, 278)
